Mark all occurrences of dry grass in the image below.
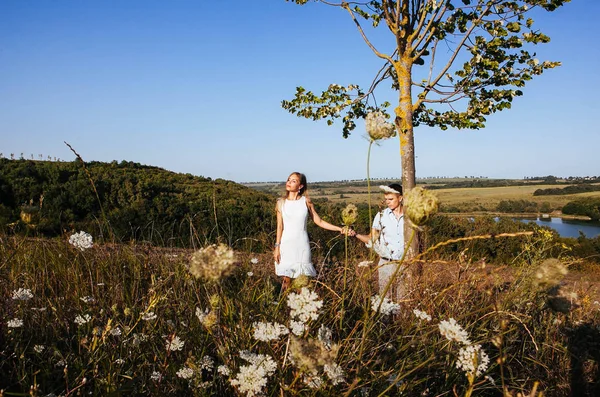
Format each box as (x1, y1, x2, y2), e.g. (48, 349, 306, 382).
(2, 234, 600, 396)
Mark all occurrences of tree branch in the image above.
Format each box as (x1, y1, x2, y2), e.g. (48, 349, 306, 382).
(343, 3, 394, 63)
(413, 2, 494, 111)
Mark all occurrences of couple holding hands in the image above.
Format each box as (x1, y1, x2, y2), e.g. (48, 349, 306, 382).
(274, 172, 406, 297)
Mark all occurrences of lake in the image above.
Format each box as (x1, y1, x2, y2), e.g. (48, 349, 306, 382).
(519, 217, 600, 238)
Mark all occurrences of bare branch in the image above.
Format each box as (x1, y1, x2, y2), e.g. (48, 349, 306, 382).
(343, 3, 395, 63)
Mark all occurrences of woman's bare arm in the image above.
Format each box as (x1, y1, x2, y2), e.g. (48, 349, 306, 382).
(306, 197, 343, 233)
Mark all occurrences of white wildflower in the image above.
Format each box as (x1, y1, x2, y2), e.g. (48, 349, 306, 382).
(176, 367, 194, 380)
(370, 295, 400, 316)
(290, 320, 305, 336)
(287, 287, 323, 323)
(456, 344, 490, 377)
(109, 327, 122, 336)
(195, 307, 209, 322)
(317, 325, 333, 350)
(131, 333, 148, 346)
(12, 288, 33, 301)
(150, 371, 162, 381)
(166, 335, 184, 351)
(80, 296, 95, 304)
(189, 243, 237, 281)
(413, 309, 432, 322)
(357, 260, 373, 268)
(231, 352, 277, 397)
(8, 318, 24, 328)
(195, 307, 217, 328)
(200, 355, 215, 371)
(438, 318, 471, 345)
(250, 257, 259, 264)
(365, 111, 396, 141)
(304, 372, 324, 389)
(141, 311, 157, 321)
(33, 345, 45, 353)
(247, 272, 254, 277)
(68, 231, 93, 251)
(217, 365, 231, 377)
(115, 358, 125, 365)
(74, 314, 91, 326)
(324, 363, 345, 385)
(252, 321, 289, 342)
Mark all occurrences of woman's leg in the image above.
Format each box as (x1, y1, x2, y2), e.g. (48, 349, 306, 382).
(281, 276, 291, 292)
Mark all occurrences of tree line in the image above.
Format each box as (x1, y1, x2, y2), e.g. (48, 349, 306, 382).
(0, 159, 278, 250)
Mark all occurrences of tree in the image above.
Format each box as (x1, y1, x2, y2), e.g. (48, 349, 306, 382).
(282, 0, 569, 257)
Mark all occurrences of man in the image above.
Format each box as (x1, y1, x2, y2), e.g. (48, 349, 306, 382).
(355, 183, 407, 299)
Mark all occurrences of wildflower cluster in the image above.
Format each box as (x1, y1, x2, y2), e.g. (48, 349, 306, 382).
(142, 311, 157, 321)
(456, 344, 490, 377)
(287, 287, 323, 323)
(68, 231, 93, 251)
(200, 355, 215, 371)
(189, 243, 237, 281)
(370, 295, 400, 316)
(365, 111, 396, 141)
(176, 367, 194, 380)
(290, 337, 337, 373)
(217, 365, 231, 377)
(7, 318, 24, 328)
(74, 314, 92, 326)
(341, 204, 358, 226)
(404, 187, 439, 226)
(12, 288, 34, 301)
(413, 309, 432, 322)
(317, 324, 333, 350)
(438, 318, 471, 345)
(165, 335, 185, 352)
(196, 307, 217, 329)
(230, 351, 277, 397)
(438, 318, 490, 378)
(534, 258, 568, 287)
(252, 321, 289, 342)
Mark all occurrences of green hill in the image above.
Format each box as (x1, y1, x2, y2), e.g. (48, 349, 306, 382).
(0, 158, 277, 249)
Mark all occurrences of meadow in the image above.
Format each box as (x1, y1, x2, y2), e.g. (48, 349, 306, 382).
(2, 217, 600, 396)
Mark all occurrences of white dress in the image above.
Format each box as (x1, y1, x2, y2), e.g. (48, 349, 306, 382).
(275, 196, 316, 278)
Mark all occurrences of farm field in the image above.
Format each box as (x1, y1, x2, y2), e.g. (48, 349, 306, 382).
(247, 180, 600, 215)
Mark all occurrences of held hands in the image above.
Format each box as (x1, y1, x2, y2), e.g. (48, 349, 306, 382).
(340, 226, 356, 237)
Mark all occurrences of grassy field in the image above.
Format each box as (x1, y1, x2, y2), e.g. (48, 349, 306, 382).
(2, 228, 600, 396)
(248, 181, 600, 215)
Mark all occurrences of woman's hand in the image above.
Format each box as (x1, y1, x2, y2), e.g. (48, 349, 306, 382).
(341, 226, 356, 237)
(274, 246, 281, 264)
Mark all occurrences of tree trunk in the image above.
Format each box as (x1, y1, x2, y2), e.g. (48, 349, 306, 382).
(395, 56, 419, 260)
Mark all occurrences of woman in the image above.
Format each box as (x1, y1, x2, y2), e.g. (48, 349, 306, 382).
(274, 172, 347, 291)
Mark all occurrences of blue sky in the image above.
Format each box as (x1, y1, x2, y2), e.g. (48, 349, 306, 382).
(1, 0, 598, 183)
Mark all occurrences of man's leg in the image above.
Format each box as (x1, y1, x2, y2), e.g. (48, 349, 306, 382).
(377, 258, 396, 298)
(378, 259, 408, 300)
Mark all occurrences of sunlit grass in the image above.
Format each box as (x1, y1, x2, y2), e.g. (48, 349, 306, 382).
(1, 231, 599, 396)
